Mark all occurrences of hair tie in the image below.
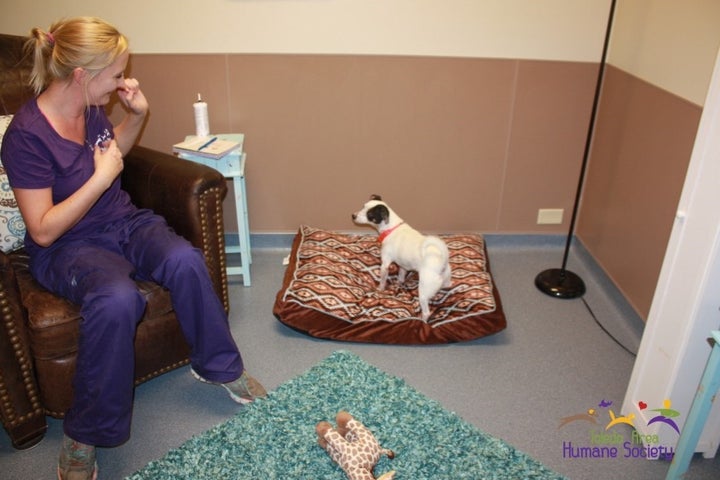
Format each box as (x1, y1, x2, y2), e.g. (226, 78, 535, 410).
(47, 31, 55, 47)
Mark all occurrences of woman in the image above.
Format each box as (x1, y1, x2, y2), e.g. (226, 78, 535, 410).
(0, 17, 266, 480)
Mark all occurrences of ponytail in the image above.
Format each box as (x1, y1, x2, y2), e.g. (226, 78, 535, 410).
(26, 28, 55, 95)
(25, 17, 128, 95)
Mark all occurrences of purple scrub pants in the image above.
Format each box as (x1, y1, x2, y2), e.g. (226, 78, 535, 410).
(30, 209, 243, 447)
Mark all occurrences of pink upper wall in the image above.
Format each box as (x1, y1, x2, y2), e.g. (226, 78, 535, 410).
(115, 53, 597, 235)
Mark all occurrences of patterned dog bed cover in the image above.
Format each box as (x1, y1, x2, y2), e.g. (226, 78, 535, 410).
(273, 226, 506, 344)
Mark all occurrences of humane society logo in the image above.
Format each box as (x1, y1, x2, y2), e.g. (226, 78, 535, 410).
(558, 398, 680, 461)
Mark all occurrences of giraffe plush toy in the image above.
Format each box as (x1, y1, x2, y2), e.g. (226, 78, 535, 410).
(316, 411, 396, 480)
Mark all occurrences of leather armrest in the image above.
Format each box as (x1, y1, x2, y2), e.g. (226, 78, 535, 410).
(122, 145, 229, 310)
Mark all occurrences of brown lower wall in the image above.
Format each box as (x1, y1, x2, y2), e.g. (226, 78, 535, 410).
(111, 54, 700, 321)
(112, 54, 597, 234)
(577, 65, 701, 320)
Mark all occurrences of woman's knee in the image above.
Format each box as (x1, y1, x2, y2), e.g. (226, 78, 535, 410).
(83, 280, 147, 326)
(160, 243, 206, 276)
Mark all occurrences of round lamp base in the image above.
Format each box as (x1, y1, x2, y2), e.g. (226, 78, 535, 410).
(535, 268, 586, 299)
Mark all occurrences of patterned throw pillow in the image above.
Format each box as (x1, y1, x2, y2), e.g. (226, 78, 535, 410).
(0, 115, 26, 252)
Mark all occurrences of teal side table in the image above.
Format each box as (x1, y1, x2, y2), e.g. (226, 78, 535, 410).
(666, 331, 720, 479)
(177, 133, 252, 286)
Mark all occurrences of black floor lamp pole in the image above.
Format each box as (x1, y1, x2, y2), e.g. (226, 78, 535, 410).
(535, 0, 617, 299)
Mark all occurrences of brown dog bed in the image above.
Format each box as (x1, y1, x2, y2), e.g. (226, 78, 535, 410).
(273, 226, 506, 344)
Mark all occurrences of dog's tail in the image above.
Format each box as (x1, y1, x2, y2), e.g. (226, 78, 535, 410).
(422, 235, 450, 264)
(422, 236, 452, 288)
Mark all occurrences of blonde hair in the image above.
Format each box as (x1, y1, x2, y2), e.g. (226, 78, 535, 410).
(26, 16, 128, 95)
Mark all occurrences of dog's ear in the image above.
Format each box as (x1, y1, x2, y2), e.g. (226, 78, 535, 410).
(367, 204, 389, 225)
(370, 194, 382, 201)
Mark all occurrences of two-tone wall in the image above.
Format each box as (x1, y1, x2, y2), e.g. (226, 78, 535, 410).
(578, 0, 720, 318)
(0, 0, 611, 234)
(2, 1, 719, 319)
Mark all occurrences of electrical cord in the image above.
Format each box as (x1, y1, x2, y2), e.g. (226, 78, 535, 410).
(581, 297, 637, 357)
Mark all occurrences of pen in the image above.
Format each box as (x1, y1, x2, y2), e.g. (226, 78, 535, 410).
(198, 136, 217, 150)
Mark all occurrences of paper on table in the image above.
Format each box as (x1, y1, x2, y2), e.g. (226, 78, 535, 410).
(173, 136, 242, 159)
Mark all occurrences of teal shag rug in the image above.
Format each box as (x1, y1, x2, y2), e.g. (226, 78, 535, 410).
(127, 350, 566, 479)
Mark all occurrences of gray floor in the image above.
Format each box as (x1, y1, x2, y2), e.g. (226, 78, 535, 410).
(2, 237, 720, 479)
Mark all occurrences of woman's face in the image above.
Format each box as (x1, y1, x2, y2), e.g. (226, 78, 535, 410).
(85, 51, 129, 106)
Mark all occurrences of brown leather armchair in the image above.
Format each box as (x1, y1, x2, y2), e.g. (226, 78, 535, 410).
(0, 34, 230, 449)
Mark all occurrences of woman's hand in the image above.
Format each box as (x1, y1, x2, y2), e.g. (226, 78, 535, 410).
(114, 78, 149, 155)
(93, 139, 124, 189)
(116, 78, 148, 117)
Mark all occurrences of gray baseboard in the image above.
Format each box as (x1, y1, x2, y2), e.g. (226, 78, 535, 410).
(225, 232, 296, 250)
(230, 232, 571, 251)
(227, 231, 644, 330)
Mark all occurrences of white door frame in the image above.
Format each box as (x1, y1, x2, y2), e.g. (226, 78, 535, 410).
(622, 44, 720, 457)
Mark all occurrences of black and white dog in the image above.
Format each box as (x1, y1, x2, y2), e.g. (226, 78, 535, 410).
(352, 195, 451, 321)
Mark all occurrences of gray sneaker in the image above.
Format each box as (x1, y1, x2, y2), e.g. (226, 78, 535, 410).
(191, 368, 267, 404)
(57, 435, 97, 480)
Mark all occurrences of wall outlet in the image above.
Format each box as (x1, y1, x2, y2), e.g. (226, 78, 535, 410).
(537, 208, 564, 224)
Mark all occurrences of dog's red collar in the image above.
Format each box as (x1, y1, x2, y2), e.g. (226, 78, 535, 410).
(378, 222, 405, 244)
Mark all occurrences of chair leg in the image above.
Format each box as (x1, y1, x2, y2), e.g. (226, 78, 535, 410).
(4, 415, 48, 450)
